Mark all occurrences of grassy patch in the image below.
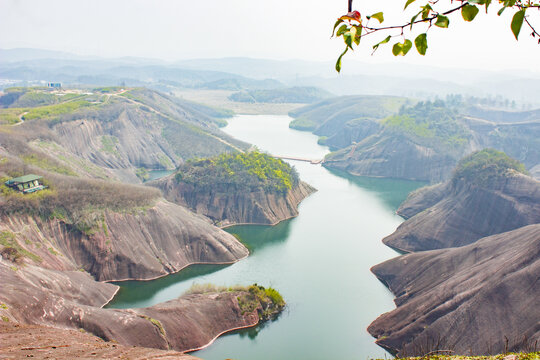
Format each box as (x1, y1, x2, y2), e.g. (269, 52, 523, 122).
(0, 109, 23, 125)
(140, 315, 166, 336)
(21, 153, 78, 176)
(1, 316, 9, 322)
(100, 135, 119, 155)
(0, 230, 42, 263)
(135, 168, 150, 181)
(23, 100, 95, 121)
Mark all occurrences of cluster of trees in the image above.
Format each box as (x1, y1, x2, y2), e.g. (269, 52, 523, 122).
(384, 100, 470, 150)
(452, 148, 528, 186)
(175, 151, 299, 193)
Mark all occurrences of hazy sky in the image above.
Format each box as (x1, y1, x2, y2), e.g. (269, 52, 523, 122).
(1, 0, 539, 72)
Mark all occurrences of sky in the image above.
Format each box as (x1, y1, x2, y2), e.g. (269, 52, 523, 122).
(1, 0, 539, 73)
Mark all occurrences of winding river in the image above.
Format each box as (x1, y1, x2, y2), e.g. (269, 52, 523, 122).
(108, 115, 424, 360)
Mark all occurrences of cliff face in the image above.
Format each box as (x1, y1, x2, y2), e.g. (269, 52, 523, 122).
(153, 177, 316, 227)
(368, 224, 540, 356)
(324, 133, 463, 183)
(0, 200, 248, 281)
(383, 171, 540, 252)
(0, 261, 266, 353)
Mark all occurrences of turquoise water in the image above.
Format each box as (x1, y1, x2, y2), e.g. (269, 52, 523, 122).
(146, 169, 174, 182)
(108, 115, 424, 360)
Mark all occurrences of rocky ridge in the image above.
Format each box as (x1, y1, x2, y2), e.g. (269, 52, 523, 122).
(368, 224, 540, 357)
(383, 170, 540, 252)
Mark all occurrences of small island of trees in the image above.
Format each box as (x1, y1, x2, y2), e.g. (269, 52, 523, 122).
(175, 151, 299, 193)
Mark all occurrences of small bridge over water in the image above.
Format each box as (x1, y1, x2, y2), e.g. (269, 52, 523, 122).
(274, 155, 323, 165)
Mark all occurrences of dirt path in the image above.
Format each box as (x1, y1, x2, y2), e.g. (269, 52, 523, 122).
(13, 111, 28, 126)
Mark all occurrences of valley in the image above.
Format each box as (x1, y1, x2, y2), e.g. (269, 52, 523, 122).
(0, 77, 538, 359)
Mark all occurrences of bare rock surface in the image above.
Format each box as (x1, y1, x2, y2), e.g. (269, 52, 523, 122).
(0, 323, 199, 359)
(0, 200, 248, 281)
(0, 261, 264, 353)
(153, 176, 316, 227)
(384, 172, 540, 252)
(324, 134, 463, 183)
(368, 224, 540, 356)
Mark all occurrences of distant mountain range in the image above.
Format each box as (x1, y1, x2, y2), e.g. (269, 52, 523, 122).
(2, 48, 540, 105)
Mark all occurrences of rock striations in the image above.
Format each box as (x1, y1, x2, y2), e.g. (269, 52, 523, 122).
(154, 176, 315, 227)
(0, 200, 248, 281)
(383, 155, 540, 252)
(368, 150, 540, 356)
(0, 260, 272, 353)
(368, 224, 540, 356)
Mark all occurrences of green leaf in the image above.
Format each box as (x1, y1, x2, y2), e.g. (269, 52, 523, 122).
(404, 0, 417, 10)
(370, 12, 384, 23)
(392, 43, 403, 56)
(421, 4, 432, 20)
(353, 25, 362, 45)
(373, 35, 391, 50)
(435, 15, 450, 28)
(484, 0, 492, 12)
(462, 4, 480, 21)
(402, 39, 413, 55)
(511, 9, 525, 40)
(336, 24, 348, 37)
(332, 18, 345, 37)
(344, 32, 353, 49)
(336, 47, 349, 73)
(415, 33, 428, 55)
(391, 40, 413, 56)
(410, 12, 420, 30)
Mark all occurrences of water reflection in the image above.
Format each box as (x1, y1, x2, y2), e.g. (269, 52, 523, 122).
(326, 167, 426, 211)
(225, 218, 293, 253)
(106, 263, 230, 309)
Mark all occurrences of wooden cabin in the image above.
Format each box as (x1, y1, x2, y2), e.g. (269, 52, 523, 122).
(4, 174, 47, 194)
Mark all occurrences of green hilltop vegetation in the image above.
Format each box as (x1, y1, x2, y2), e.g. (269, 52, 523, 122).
(185, 283, 285, 321)
(175, 151, 299, 193)
(228, 86, 333, 104)
(382, 100, 471, 152)
(452, 148, 529, 186)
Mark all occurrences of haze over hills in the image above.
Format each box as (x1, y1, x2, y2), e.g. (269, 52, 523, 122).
(1, 47, 539, 359)
(2, 48, 540, 106)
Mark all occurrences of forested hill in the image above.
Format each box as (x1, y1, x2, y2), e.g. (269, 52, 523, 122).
(0, 86, 248, 183)
(290, 96, 540, 182)
(151, 151, 315, 226)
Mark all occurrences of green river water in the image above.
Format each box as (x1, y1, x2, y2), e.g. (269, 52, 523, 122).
(107, 115, 424, 360)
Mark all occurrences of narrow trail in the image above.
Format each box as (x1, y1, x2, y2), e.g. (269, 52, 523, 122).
(14, 111, 28, 126)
